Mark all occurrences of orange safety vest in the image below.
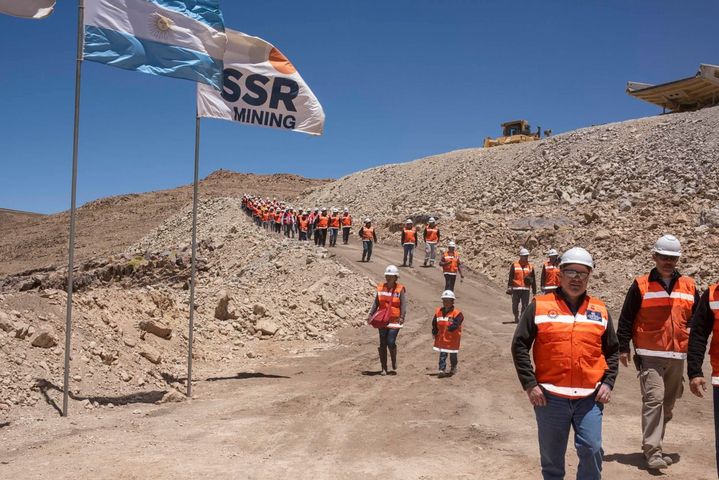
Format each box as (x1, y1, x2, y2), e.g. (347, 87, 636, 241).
(274, 212, 282, 223)
(632, 274, 696, 359)
(543, 262, 560, 290)
(433, 307, 462, 353)
(262, 211, 270, 222)
(534, 292, 609, 399)
(403, 228, 417, 245)
(330, 215, 341, 228)
(442, 251, 460, 274)
(317, 215, 329, 229)
(425, 227, 439, 243)
(511, 262, 534, 290)
(341, 214, 352, 227)
(361, 226, 374, 241)
(706, 285, 719, 385)
(299, 217, 309, 232)
(377, 282, 404, 329)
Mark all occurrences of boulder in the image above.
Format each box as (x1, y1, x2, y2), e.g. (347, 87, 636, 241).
(31, 329, 58, 348)
(0, 311, 14, 332)
(214, 290, 239, 320)
(140, 346, 162, 364)
(256, 319, 280, 336)
(139, 320, 173, 339)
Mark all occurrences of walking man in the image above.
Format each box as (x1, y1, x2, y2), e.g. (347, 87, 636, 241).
(401, 219, 418, 267)
(507, 247, 536, 323)
(440, 241, 463, 291)
(541, 249, 561, 294)
(432, 290, 464, 377)
(341, 207, 353, 244)
(423, 217, 440, 267)
(359, 218, 377, 262)
(512, 247, 619, 480)
(617, 234, 698, 470)
(329, 207, 341, 247)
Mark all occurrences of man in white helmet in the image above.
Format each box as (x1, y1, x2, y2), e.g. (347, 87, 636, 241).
(432, 289, 464, 377)
(512, 247, 619, 480)
(541, 249, 561, 294)
(440, 241, 464, 291)
(507, 247, 537, 323)
(358, 218, 378, 262)
(341, 207, 353, 245)
(423, 217, 440, 267)
(617, 234, 699, 470)
(401, 219, 418, 267)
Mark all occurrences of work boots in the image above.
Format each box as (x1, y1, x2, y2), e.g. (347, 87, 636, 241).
(388, 346, 397, 374)
(378, 346, 388, 375)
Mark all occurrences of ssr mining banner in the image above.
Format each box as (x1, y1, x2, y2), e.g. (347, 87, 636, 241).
(197, 29, 325, 136)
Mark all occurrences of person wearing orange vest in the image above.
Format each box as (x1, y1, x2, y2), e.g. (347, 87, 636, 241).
(423, 217, 440, 267)
(341, 207, 353, 244)
(314, 207, 330, 247)
(367, 265, 406, 375)
(298, 212, 310, 241)
(512, 247, 619, 480)
(432, 290, 464, 377)
(401, 219, 418, 267)
(507, 247, 537, 323)
(328, 207, 341, 247)
(307, 208, 318, 241)
(688, 281, 719, 476)
(541, 249, 561, 294)
(358, 218, 377, 262)
(440, 241, 463, 292)
(617, 234, 699, 470)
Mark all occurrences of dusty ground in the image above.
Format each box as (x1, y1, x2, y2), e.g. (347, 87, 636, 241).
(0, 240, 714, 479)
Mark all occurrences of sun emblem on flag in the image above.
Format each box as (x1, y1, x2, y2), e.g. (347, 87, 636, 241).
(149, 12, 174, 40)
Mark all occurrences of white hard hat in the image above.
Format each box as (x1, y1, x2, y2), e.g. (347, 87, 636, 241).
(332, 208, 339, 213)
(560, 247, 594, 269)
(344, 207, 349, 212)
(322, 207, 327, 211)
(448, 241, 456, 248)
(547, 249, 558, 257)
(406, 219, 413, 224)
(364, 218, 371, 223)
(519, 248, 530, 256)
(428, 217, 436, 223)
(440, 290, 456, 300)
(384, 265, 400, 277)
(652, 234, 681, 257)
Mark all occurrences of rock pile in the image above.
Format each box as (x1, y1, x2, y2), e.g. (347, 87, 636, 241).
(301, 106, 719, 308)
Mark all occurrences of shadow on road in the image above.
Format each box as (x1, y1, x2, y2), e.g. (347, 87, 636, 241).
(206, 372, 290, 382)
(35, 378, 167, 415)
(0, 421, 10, 429)
(360, 370, 385, 376)
(603, 451, 677, 476)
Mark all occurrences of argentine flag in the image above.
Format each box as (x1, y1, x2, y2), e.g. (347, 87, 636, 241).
(84, 0, 227, 89)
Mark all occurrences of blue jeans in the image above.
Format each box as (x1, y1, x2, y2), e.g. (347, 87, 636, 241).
(714, 386, 719, 478)
(403, 244, 414, 265)
(534, 391, 604, 480)
(378, 328, 399, 348)
(438, 352, 457, 371)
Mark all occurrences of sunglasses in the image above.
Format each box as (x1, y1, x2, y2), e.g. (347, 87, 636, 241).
(562, 269, 590, 280)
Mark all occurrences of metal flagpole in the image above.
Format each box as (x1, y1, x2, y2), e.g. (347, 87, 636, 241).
(187, 112, 201, 398)
(62, 0, 85, 418)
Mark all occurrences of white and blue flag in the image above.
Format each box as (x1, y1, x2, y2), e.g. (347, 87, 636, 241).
(0, 0, 55, 19)
(84, 0, 227, 89)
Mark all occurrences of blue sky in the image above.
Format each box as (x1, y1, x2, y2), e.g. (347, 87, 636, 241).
(1, 0, 717, 214)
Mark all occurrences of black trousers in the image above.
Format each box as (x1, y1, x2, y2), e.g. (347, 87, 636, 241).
(342, 227, 351, 244)
(444, 274, 457, 291)
(512, 290, 530, 320)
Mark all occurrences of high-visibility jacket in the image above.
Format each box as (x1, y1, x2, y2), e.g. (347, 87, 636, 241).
(425, 227, 439, 243)
(341, 214, 352, 227)
(274, 212, 282, 223)
(442, 251, 460, 275)
(403, 228, 417, 245)
(330, 215, 341, 228)
(543, 262, 560, 290)
(534, 292, 609, 399)
(632, 274, 696, 359)
(299, 217, 309, 232)
(317, 215, 329, 229)
(433, 307, 462, 353)
(706, 285, 719, 385)
(361, 226, 374, 241)
(511, 262, 534, 290)
(262, 211, 270, 222)
(377, 282, 404, 329)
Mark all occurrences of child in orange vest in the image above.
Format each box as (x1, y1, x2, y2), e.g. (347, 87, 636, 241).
(432, 290, 464, 377)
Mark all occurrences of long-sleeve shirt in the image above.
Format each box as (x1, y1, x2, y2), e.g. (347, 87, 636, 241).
(511, 288, 620, 391)
(540, 261, 559, 290)
(423, 228, 440, 243)
(368, 287, 407, 319)
(401, 228, 418, 246)
(687, 290, 714, 379)
(358, 226, 378, 242)
(431, 307, 464, 335)
(616, 268, 700, 353)
(507, 263, 536, 294)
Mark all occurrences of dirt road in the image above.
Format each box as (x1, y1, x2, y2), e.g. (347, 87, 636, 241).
(0, 240, 715, 479)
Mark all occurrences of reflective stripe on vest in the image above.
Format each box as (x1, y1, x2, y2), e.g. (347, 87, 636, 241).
(433, 307, 462, 353)
(533, 293, 608, 399)
(633, 274, 695, 360)
(362, 227, 374, 240)
(377, 282, 403, 324)
(330, 215, 340, 228)
(442, 252, 459, 274)
(318, 216, 329, 229)
(342, 215, 352, 226)
(707, 285, 719, 385)
(544, 262, 560, 288)
(403, 228, 417, 245)
(425, 227, 439, 243)
(512, 262, 533, 290)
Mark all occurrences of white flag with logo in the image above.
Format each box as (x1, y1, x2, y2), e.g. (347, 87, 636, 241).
(197, 29, 325, 136)
(0, 0, 55, 19)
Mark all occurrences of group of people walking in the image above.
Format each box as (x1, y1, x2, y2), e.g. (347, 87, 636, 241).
(511, 234, 719, 479)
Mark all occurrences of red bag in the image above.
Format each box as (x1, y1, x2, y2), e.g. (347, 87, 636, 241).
(369, 306, 392, 328)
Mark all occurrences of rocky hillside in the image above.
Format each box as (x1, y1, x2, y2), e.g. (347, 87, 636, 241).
(300, 107, 719, 309)
(0, 197, 373, 415)
(0, 171, 330, 276)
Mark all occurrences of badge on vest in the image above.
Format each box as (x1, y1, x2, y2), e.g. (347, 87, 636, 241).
(586, 310, 603, 322)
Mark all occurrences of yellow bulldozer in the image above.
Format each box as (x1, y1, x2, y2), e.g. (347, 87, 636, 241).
(483, 120, 549, 148)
